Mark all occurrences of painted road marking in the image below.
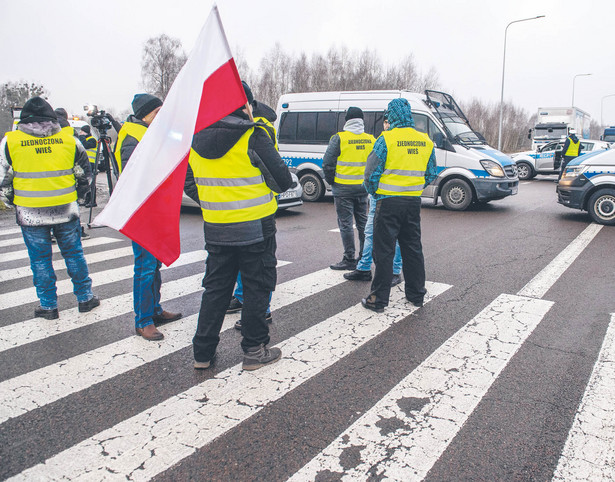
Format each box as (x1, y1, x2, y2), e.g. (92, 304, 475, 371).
(0, 249, 207, 311)
(290, 220, 602, 480)
(290, 294, 553, 481)
(0, 246, 135, 283)
(10, 282, 450, 480)
(552, 314, 615, 481)
(0, 264, 340, 424)
(0, 227, 23, 236)
(518, 223, 602, 299)
(0, 236, 123, 263)
(329, 224, 356, 233)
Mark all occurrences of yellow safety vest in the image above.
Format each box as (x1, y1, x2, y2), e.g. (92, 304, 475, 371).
(6, 128, 77, 208)
(114, 122, 147, 174)
(85, 136, 98, 164)
(335, 131, 375, 185)
(188, 127, 277, 224)
(376, 127, 433, 197)
(564, 138, 580, 157)
(254, 116, 278, 150)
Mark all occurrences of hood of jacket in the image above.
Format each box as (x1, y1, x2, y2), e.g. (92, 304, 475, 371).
(191, 112, 254, 159)
(386, 98, 415, 129)
(17, 121, 61, 138)
(252, 101, 277, 123)
(343, 118, 365, 135)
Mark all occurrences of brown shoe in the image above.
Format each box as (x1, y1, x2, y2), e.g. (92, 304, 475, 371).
(135, 324, 164, 341)
(152, 310, 182, 326)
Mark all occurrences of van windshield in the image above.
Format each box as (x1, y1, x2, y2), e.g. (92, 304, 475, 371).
(441, 114, 483, 145)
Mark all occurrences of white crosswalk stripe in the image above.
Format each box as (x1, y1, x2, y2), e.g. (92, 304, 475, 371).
(0, 249, 206, 310)
(0, 227, 23, 236)
(9, 282, 451, 480)
(552, 313, 615, 481)
(0, 263, 335, 424)
(0, 236, 122, 263)
(0, 246, 134, 283)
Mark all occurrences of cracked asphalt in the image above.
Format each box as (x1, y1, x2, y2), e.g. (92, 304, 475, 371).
(1, 175, 613, 480)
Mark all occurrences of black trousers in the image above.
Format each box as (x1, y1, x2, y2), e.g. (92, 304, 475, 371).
(334, 195, 368, 260)
(559, 155, 577, 180)
(193, 236, 277, 362)
(369, 196, 426, 308)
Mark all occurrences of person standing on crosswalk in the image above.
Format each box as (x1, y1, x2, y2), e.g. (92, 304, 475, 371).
(361, 98, 437, 313)
(0, 96, 100, 319)
(185, 81, 292, 371)
(115, 94, 182, 341)
(324, 107, 374, 270)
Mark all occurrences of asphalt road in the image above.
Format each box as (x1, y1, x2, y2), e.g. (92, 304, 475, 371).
(0, 174, 613, 481)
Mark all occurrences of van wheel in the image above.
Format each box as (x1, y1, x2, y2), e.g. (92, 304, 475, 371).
(300, 173, 325, 202)
(587, 189, 615, 225)
(440, 178, 473, 211)
(516, 162, 534, 180)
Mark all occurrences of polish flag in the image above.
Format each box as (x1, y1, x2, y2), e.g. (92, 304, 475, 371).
(93, 4, 246, 266)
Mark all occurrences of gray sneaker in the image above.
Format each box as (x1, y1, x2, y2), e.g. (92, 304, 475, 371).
(242, 344, 282, 371)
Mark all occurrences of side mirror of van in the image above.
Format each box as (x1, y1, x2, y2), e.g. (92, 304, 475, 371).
(527, 128, 533, 140)
(433, 132, 454, 152)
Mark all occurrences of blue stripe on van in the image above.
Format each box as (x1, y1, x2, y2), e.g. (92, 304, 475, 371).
(479, 149, 514, 166)
(282, 157, 324, 169)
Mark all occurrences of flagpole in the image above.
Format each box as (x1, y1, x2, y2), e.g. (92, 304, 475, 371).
(245, 102, 254, 122)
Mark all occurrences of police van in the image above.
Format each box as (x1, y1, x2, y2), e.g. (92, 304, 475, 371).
(557, 148, 615, 225)
(275, 90, 518, 210)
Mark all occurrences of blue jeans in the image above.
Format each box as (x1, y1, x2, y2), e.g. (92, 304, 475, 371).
(233, 272, 272, 314)
(132, 242, 162, 329)
(21, 218, 93, 309)
(357, 195, 402, 274)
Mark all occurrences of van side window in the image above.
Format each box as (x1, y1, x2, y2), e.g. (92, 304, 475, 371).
(316, 112, 337, 141)
(279, 112, 298, 142)
(413, 113, 428, 134)
(297, 112, 317, 142)
(363, 112, 375, 136)
(374, 111, 385, 138)
(428, 118, 445, 147)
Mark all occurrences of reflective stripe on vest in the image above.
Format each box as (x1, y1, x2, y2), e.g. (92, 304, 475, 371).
(565, 138, 580, 157)
(334, 131, 375, 185)
(85, 136, 97, 164)
(254, 117, 278, 150)
(114, 122, 147, 174)
(376, 128, 433, 197)
(188, 126, 277, 224)
(6, 128, 77, 208)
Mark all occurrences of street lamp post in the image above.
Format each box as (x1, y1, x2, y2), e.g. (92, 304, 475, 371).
(571, 73, 592, 107)
(498, 15, 545, 151)
(600, 94, 615, 127)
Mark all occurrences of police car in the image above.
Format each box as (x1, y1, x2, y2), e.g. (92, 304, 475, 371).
(557, 148, 615, 225)
(181, 172, 303, 211)
(512, 139, 609, 180)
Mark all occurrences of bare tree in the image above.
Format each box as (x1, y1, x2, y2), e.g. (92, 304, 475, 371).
(141, 34, 187, 100)
(0, 81, 49, 136)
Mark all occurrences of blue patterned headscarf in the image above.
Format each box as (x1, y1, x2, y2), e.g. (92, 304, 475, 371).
(385, 98, 415, 129)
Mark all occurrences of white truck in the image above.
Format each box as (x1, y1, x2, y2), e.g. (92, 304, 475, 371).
(530, 107, 591, 150)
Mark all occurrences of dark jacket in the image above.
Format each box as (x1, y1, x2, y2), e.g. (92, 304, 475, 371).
(185, 110, 292, 246)
(78, 135, 97, 150)
(118, 115, 148, 171)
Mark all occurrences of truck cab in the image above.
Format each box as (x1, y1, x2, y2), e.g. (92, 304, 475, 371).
(275, 90, 518, 211)
(557, 148, 615, 225)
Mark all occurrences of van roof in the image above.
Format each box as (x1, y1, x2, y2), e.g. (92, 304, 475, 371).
(277, 90, 430, 111)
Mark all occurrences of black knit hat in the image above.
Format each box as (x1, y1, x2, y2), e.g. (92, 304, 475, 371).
(54, 107, 68, 120)
(20, 96, 57, 124)
(345, 107, 364, 121)
(81, 125, 91, 135)
(241, 81, 254, 105)
(132, 93, 163, 119)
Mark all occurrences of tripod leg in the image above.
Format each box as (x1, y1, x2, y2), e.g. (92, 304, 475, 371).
(87, 142, 103, 226)
(103, 139, 116, 196)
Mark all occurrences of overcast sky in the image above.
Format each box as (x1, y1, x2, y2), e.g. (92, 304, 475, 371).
(2, 0, 615, 125)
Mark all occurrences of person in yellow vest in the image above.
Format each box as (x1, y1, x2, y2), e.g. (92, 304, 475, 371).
(0, 96, 100, 319)
(559, 129, 583, 180)
(78, 125, 98, 165)
(323, 107, 374, 270)
(184, 81, 292, 371)
(115, 93, 182, 341)
(361, 98, 437, 313)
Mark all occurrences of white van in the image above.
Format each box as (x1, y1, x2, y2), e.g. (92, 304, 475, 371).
(275, 90, 518, 210)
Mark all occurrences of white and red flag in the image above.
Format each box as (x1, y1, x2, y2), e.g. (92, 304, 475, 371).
(94, 4, 246, 266)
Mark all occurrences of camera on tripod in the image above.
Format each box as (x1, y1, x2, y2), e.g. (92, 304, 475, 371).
(84, 104, 112, 133)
